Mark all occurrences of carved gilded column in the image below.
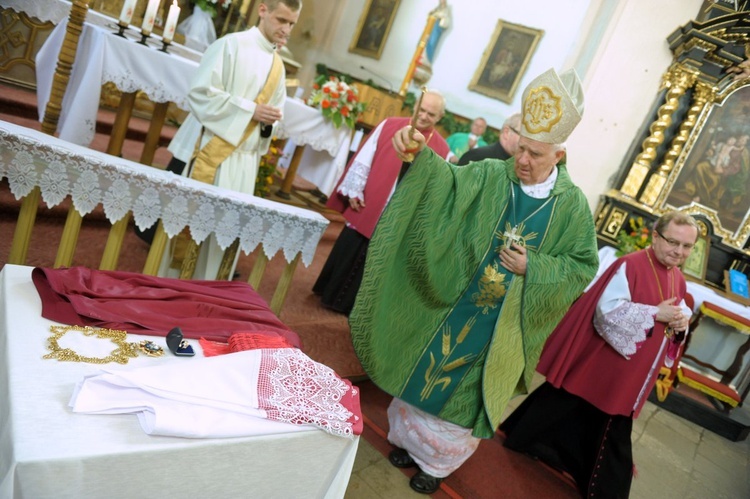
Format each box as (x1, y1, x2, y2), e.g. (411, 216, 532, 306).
(637, 66, 699, 206)
(619, 65, 696, 200)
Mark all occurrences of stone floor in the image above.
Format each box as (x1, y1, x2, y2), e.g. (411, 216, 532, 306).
(345, 373, 750, 498)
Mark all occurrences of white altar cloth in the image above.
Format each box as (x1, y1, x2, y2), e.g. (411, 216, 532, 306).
(0, 120, 328, 266)
(275, 98, 353, 196)
(36, 7, 202, 146)
(0, 264, 358, 499)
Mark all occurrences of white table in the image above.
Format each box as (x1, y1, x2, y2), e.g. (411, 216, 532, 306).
(36, 7, 202, 148)
(0, 264, 358, 499)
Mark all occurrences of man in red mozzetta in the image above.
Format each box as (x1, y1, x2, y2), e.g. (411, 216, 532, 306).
(501, 210, 698, 498)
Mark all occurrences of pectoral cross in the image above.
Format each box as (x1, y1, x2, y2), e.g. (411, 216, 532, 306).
(502, 224, 523, 250)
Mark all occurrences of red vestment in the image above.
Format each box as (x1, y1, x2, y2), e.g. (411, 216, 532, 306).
(32, 267, 300, 346)
(326, 117, 450, 239)
(537, 247, 687, 417)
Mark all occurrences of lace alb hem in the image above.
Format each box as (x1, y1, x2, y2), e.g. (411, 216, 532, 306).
(594, 302, 657, 358)
(258, 349, 358, 439)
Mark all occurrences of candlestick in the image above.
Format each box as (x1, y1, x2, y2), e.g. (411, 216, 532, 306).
(141, 0, 160, 36)
(113, 21, 129, 37)
(162, 0, 181, 44)
(160, 40, 172, 54)
(119, 0, 137, 25)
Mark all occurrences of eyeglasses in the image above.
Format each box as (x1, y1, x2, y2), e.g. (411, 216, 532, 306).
(508, 126, 520, 135)
(655, 229, 694, 250)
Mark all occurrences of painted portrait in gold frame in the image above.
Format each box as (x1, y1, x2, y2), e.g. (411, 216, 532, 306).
(469, 20, 543, 104)
(348, 0, 402, 60)
(664, 84, 750, 241)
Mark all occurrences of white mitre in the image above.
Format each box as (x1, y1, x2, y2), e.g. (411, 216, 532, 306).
(520, 68, 584, 144)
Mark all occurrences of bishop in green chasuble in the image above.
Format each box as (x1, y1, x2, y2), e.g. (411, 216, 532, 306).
(351, 150, 599, 439)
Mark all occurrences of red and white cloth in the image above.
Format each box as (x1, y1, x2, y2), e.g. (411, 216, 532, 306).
(70, 348, 362, 439)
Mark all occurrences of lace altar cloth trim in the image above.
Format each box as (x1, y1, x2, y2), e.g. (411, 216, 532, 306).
(259, 348, 361, 438)
(0, 121, 328, 266)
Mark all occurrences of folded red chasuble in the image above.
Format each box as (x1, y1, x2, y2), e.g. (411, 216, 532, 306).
(32, 267, 300, 347)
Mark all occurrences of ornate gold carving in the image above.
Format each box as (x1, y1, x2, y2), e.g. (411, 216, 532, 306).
(0, 8, 56, 88)
(639, 174, 668, 206)
(621, 164, 649, 198)
(628, 66, 697, 206)
(604, 208, 628, 239)
(696, 219, 708, 238)
(655, 80, 714, 182)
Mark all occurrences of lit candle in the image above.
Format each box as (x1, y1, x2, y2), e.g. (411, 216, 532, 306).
(162, 1, 181, 44)
(141, 0, 160, 36)
(119, 0, 137, 25)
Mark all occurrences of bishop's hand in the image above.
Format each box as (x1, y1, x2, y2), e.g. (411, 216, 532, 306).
(499, 243, 528, 275)
(392, 126, 426, 162)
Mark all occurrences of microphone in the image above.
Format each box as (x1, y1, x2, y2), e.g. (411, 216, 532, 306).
(359, 65, 393, 93)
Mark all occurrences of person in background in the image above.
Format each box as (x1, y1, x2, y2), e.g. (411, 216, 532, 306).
(142, 0, 301, 281)
(458, 113, 521, 165)
(313, 90, 451, 315)
(446, 117, 488, 163)
(501, 211, 698, 498)
(351, 68, 598, 494)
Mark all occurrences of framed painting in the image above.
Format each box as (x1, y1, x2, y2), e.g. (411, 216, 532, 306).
(348, 0, 402, 60)
(681, 220, 710, 282)
(665, 84, 750, 239)
(469, 20, 543, 104)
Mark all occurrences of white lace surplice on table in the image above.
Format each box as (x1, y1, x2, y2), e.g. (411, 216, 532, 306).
(70, 348, 362, 439)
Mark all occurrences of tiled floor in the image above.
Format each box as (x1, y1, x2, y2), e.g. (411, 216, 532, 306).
(345, 373, 750, 498)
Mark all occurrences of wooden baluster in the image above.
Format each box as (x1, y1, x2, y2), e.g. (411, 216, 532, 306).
(248, 249, 269, 290)
(142, 221, 169, 275)
(269, 253, 300, 316)
(100, 215, 130, 270)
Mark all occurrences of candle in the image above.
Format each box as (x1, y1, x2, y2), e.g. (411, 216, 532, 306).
(162, 1, 181, 44)
(141, 0, 160, 36)
(119, 0, 137, 25)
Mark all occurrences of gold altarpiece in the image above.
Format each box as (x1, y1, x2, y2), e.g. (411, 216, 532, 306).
(595, 7, 750, 293)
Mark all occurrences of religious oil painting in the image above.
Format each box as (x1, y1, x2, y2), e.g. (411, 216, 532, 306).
(349, 0, 402, 60)
(666, 85, 750, 235)
(469, 20, 543, 104)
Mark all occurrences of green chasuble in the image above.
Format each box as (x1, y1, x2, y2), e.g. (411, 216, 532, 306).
(350, 149, 599, 439)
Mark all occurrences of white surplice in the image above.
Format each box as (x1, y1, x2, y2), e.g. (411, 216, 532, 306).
(163, 26, 287, 280)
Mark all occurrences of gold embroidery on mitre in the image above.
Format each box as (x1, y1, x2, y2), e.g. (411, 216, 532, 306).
(523, 86, 563, 134)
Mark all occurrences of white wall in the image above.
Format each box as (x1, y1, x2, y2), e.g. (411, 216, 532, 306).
(296, 0, 591, 129)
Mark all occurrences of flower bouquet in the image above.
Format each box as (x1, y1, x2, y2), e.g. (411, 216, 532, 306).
(307, 76, 366, 130)
(616, 216, 652, 256)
